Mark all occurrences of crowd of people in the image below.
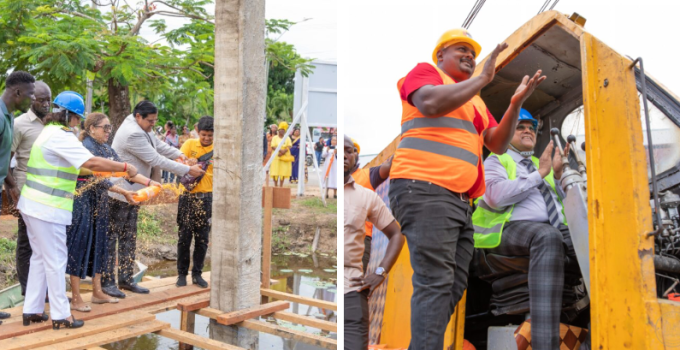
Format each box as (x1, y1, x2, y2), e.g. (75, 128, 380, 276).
(0, 71, 215, 331)
(344, 28, 573, 350)
(263, 123, 338, 197)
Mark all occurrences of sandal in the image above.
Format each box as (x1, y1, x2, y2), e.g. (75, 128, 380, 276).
(70, 303, 91, 312)
(91, 296, 120, 304)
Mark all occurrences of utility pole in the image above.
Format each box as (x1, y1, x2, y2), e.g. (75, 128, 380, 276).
(210, 0, 266, 348)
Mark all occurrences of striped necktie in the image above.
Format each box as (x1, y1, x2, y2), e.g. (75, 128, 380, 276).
(520, 158, 560, 227)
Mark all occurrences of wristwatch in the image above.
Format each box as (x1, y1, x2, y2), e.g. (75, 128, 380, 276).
(375, 267, 386, 277)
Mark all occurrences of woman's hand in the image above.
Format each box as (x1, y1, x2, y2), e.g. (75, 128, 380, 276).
(278, 149, 287, 157)
(150, 180, 162, 187)
(186, 158, 198, 166)
(123, 190, 140, 206)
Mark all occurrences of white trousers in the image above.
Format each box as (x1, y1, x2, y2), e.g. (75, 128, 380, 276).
(22, 214, 70, 320)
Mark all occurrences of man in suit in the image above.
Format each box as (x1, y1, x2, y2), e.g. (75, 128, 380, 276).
(102, 100, 205, 298)
(472, 109, 574, 349)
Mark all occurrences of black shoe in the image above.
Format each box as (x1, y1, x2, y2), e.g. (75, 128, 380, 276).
(176, 275, 187, 287)
(192, 274, 208, 288)
(119, 283, 149, 294)
(23, 313, 48, 326)
(102, 285, 126, 299)
(52, 315, 84, 330)
(0, 311, 10, 319)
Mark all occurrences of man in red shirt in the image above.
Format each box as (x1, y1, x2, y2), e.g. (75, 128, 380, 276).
(388, 29, 546, 350)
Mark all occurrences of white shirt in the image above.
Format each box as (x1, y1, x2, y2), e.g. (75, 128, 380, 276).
(17, 127, 94, 225)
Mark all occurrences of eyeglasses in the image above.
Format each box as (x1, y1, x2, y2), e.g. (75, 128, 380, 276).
(516, 124, 536, 133)
(94, 124, 113, 132)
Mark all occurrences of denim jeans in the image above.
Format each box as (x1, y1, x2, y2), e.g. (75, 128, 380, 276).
(388, 179, 474, 350)
(315, 150, 322, 166)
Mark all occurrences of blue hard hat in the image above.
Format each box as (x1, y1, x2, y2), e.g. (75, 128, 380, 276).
(518, 108, 538, 129)
(53, 91, 85, 118)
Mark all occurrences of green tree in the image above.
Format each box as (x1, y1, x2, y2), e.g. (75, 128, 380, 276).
(0, 0, 214, 132)
(0, 1, 313, 134)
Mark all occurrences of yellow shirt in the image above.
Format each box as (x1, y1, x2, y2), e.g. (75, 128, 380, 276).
(180, 138, 213, 193)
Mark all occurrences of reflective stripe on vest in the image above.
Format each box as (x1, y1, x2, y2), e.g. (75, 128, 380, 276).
(391, 63, 489, 196)
(471, 153, 567, 249)
(21, 124, 79, 212)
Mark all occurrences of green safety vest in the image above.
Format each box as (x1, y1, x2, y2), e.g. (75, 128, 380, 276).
(471, 153, 567, 249)
(21, 124, 79, 212)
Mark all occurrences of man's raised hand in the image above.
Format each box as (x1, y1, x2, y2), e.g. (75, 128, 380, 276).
(481, 43, 508, 84)
(511, 69, 547, 107)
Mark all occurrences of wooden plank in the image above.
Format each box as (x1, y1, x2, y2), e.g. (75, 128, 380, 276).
(262, 186, 273, 289)
(272, 311, 337, 332)
(260, 289, 337, 311)
(0, 311, 155, 350)
(32, 320, 170, 350)
(0, 286, 208, 340)
(216, 301, 289, 326)
(157, 328, 247, 350)
(196, 307, 224, 320)
(177, 297, 210, 312)
(144, 293, 209, 315)
(261, 186, 291, 209)
(0, 273, 208, 322)
(179, 310, 196, 350)
(240, 319, 337, 350)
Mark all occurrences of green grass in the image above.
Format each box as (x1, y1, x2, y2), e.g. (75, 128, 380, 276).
(272, 231, 291, 252)
(137, 208, 176, 245)
(0, 238, 17, 285)
(300, 197, 337, 214)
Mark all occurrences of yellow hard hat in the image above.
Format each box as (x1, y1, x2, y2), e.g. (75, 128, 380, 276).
(351, 138, 360, 154)
(432, 28, 482, 64)
(278, 121, 288, 131)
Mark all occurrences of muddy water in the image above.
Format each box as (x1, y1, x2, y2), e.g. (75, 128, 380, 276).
(101, 254, 337, 350)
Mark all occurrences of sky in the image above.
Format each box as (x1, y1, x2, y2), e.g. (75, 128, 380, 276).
(339, 0, 680, 160)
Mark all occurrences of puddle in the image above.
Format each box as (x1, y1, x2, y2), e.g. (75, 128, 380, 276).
(101, 254, 337, 350)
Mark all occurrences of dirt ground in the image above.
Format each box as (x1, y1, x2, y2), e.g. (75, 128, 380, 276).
(0, 183, 337, 290)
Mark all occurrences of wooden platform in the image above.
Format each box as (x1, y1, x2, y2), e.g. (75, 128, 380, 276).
(0, 273, 337, 349)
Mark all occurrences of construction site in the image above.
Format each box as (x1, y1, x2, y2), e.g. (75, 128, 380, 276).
(0, 0, 337, 349)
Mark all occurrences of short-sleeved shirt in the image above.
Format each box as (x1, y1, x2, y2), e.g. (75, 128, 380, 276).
(17, 127, 94, 225)
(399, 63, 499, 195)
(11, 109, 46, 191)
(344, 176, 395, 294)
(179, 138, 213, 193)
(0, 99, 14, 184)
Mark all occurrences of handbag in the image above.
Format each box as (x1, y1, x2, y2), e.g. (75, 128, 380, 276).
(179, 150, 213, 191)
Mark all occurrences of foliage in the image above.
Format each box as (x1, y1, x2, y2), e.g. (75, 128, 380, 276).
(300, 197, 336, 215)
(0, 238, 17, 286)
(0, 0, 314, 131)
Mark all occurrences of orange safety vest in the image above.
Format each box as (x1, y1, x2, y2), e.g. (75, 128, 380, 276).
(391, 64, 490, 198)
(352, 168, 375, 237)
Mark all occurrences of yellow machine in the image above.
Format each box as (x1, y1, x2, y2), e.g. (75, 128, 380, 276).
(365, 10, 680, 350)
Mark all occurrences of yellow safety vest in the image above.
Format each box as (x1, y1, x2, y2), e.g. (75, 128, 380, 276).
(471, 153, 567, 249)
(21, 124, 79, 212)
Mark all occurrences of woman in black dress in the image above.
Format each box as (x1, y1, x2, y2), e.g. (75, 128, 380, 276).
(66, 113, 158, 311)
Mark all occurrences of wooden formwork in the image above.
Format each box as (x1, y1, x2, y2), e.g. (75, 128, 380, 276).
(0, 273, 337, 350)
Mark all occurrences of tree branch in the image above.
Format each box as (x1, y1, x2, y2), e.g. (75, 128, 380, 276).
(150, 11, 214, 25)
(199, 61, 214, 68)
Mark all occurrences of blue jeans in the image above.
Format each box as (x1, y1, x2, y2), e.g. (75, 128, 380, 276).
(315, 151, 322, 166)
(388, 179, 474, 350)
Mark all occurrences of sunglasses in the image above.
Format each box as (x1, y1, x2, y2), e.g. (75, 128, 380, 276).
(94, 124, 113, 132)
(516, 124, 536, 133)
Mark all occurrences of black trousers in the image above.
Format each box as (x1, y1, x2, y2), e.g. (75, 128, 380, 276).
(388, 179, 474, 350)
(362, 235, 372, 273)
(344, 290, 369, 350)
(16, 215, 31, 296)
(102, 199, 140, 286)
(177, 193, 212, 276)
